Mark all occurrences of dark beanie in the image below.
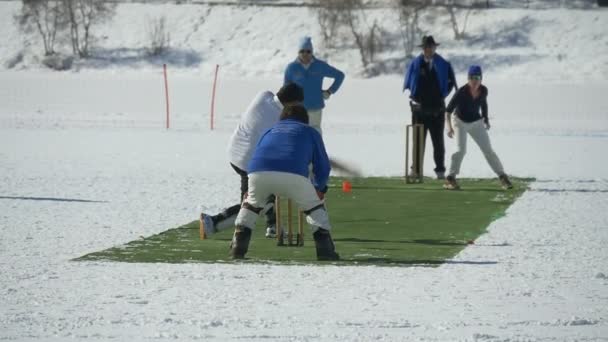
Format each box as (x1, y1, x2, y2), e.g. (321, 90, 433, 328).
(280, 104, 309, 124)
(277, 83, 304, 104)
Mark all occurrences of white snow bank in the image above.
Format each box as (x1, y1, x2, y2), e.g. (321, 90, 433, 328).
(0, 2, 606, 82)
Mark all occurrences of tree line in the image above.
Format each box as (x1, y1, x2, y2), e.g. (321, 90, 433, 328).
(15, 0, 171, 69)
(16, 0, 115, 57)
(13, 0, 597, 71)
(313, 0, 479, 74)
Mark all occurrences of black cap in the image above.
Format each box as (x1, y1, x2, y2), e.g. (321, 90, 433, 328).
(277, 83, 304, 104)
(418, 35, 440, 48)
(279, 104, 309, 124)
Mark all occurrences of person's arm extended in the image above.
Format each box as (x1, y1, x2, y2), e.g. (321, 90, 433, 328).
(445, 111, 454, 138)
(283, 64, 292, 85)
(446, 88, 459, 114)
(481, 88, 490, 129)
(324, 63, 345, 95)
(445, 90, 459, 138)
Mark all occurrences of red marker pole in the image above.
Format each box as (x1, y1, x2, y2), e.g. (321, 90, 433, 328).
(210, 64, 219, 130)
(163, 64, 170, 130)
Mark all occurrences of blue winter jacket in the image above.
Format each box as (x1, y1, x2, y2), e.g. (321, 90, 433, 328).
(248, 119, 331, 191)
(284, 58, 345, 111)
(403, 54, 456, 99)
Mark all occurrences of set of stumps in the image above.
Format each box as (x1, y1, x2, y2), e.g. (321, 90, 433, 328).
(405, 123, 425, 184)
(275, 196, 304, 247)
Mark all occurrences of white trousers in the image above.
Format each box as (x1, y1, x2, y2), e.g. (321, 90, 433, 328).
(234, 171, 331, 231)
(307, 109, 322, 176)
(448, 117, 505, 176)
(308, 109, 323, 135)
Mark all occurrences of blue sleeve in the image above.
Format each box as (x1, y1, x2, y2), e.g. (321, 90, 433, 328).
(284, 64, 292, 85)
(403, 59, 416, 92)
(322, 62, 345, 94)
(447, 62, 457, 94)
(310, 130, 331, 191)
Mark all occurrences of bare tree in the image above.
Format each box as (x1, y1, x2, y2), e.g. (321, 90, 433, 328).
(396, 0, 429, 58)
(146, 16, 171, 56)
(62, 0, 114, 57)
(314, 0, 386, 68)
(365, 20, 384, 65)
(17, 0, 64, 56)
(313, 0, 345, 49)
(340, 0, 367, 66)
(446, 0, 473, 40)
(63, 0, 78, 55)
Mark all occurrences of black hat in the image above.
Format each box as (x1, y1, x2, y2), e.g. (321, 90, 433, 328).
(418, 35, 440, 48)
(280, 104, 309, 124)
(277, 83, 304, 104)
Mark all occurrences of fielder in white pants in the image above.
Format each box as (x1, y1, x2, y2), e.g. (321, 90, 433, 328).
(235, 171, 331, 232)
(448, 116, 504, 176)
(444, 65, 512, 190)
(307, 109, 323, 135)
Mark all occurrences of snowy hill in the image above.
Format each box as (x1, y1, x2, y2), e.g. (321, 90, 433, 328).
(1, 1, 607, 82)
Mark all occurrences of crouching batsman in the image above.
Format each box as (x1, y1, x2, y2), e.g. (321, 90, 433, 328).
(230, 105, 340, 261)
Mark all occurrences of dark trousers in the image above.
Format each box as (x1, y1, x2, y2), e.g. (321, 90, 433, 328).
(231, 163, 250, 202)
(213, 164, 276, 226)
(410, 104, 446, 174)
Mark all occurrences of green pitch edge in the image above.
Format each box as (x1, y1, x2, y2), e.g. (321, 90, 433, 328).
(75, 177, 531, 266)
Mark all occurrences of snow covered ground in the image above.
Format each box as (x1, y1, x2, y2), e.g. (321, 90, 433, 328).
(1, 1, 608, 341)
(1, 73, 607, 341)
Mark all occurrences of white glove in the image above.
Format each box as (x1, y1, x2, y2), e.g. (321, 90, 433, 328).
(322, 90, 331, 100)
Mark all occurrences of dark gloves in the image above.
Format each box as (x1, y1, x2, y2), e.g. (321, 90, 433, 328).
(409, 100, 421, 112)
(316, 185, 328, 200)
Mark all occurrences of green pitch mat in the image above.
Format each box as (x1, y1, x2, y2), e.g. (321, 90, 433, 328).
(76, 177, 530, 266)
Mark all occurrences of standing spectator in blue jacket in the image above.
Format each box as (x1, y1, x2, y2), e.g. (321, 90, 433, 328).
(284, 36, 345, 135)
(403, 35, 457, 179)
(230, 105, 339, 261)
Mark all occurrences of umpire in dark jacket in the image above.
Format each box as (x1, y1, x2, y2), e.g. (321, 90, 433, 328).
(403, 35, 457, 179)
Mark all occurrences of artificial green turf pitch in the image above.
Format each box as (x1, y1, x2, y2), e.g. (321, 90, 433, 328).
(77, 177, 530, 266)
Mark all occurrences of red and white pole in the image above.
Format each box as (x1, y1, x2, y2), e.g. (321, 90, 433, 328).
(210, 64, 219, 130)
(163, 63, 170, 130)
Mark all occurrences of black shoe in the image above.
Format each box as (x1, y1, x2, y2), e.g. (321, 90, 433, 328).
(313, 228, 340, 261)
(499, 174, 513, 189)
(230, 226, 252, 259)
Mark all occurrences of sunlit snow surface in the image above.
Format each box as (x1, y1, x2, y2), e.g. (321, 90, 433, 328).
(1, 1, 608, 340)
